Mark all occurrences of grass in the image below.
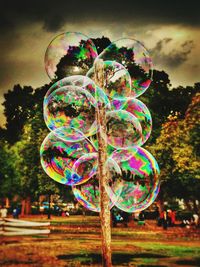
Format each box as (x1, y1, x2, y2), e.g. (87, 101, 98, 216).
(1, 215, 200, 266)
(135, 242, 200, 257)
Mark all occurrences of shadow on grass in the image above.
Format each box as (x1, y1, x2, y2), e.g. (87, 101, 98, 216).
(57, 252, 167, 265)
(175, 257, 200, 266)
(1, 259, 38, 265)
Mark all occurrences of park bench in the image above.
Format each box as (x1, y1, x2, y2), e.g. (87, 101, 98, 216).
(0, 218, 50, 236)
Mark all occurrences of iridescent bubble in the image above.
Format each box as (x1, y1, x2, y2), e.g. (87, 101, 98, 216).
(111, 99, 126, 110)
(45, 75, 110, 108)
(45, 75, 96, 98)
(72, 158, 123, 212)
(51, 127, 87, 143)
(109, 147, 160, 213)
(106, 110, 142, 148)
(45, 32, 98, 80)
(72, 174, 111, 212)
(110, 147, 137, 162)
(119, 98, 152, 146)
(44, 85, 97, 138)
(72, 153, 98, 184)
(87, 60, 131, 99)
(40, 129, 96, 185)
(96, 38, 153, 97)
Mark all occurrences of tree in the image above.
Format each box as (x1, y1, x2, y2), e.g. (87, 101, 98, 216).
(0, 140, 20, 205)
(12, 109, 49, 214)
(147, 92, 200, 211)
(54, 37, 111, 81)
(3, 84, 35, 144)
(141, 71, 198, 144)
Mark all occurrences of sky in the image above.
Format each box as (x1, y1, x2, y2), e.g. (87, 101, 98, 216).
(0, 0, 199, 126)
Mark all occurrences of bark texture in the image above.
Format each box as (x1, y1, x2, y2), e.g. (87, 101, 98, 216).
(95, 59, 112, 267)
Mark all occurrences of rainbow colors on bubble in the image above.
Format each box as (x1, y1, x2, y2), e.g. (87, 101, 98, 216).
(109, 147, 160, 212)
(40, 32, 160, 213)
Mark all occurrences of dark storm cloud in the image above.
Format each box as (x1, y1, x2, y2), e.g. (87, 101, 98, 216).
(0, 0, 200, 33)
(150, 39, 194, 68)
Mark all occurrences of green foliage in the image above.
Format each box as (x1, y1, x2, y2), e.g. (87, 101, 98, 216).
(0, 140, 20, 199)
(3, 84, 35, 144)
(147, 92, 200, 203)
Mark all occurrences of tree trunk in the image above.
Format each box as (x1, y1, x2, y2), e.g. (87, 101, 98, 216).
(21, 199, 25, 217)
(5, 197, 10, 208)
(95, 59, 112, 267)
(25, 196, 31, 215)
(157, 191, 164, 214)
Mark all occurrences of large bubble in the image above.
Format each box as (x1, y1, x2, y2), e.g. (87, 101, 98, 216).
(106, 110, 142, 148)
(73, 175, 105, 212)
(72, 153, 98, 183)
(96, 38, 153, 97)
(87, 60, 131, 99)
(112, 98, 152, 146)
(45, 32, 98, 80)
(44, 85, 97, 138)
(45, 75, 110, 108)
(109, 147, 160, 213)
(72, 158, 124, 212)
(40, 129, 96, 185)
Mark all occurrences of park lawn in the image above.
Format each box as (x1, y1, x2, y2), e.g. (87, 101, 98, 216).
(0, 215, 200, 266)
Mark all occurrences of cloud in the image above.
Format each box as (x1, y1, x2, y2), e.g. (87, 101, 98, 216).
(150, 38, 194, 68)
(0, 0, 200, 34)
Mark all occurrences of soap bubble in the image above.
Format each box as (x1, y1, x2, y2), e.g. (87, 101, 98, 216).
(87, 60, 131, 99)
(96, 38, 153, 97)
(110, 147, 138, 162)
(45, 75, 110, 108)
(111, 99, 126, 110)
(50, 127, 87, 143)
(72, 153, 98, 184)
(45, 32, 98, 80)
(109, 147, 160, 213)
(40, 129, 96, 185)
(120, 98, 152, 146)
(106, 110, 142, 148)
(45, 75, 96, 98)
(72, 174, 112, 212)
(44, 85, 97, 138)
(72, 158, 124, 212)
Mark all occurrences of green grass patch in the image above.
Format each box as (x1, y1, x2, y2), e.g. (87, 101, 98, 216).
(142, 258, 158, 264)
(135, 242, 200, 257)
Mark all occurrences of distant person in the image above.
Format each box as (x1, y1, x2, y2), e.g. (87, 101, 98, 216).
(0, 206, 8, 218)
(139, 211, 145, 221)
(167, 209, 172, 226)
(65, 211, 70, 217)
(171, 210, 176, 226)
(192, 213, 199, 227)
(121, 211, 129, 227)
(111, 207, 118, 227)
(155, 205, 160, 221)
(138, 211, 146, 226)
(162, 209, 168, 230)
(13, 207, 19, 219)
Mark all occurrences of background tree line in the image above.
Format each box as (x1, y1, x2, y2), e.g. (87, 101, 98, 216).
(0, 37, 199, 215)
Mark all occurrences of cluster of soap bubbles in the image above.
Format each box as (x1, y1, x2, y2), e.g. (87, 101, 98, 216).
(41, 32, 160, 213)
